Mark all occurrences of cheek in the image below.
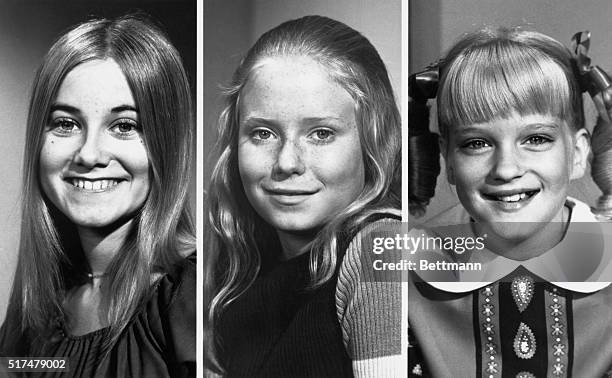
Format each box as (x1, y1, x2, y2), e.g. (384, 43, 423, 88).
(123, 145, 151, 186)
(128, 152, 150, 177)
(450, 154, 484, 192)
(38, 137, 72, 186)
(238, 143, 272, 187)
(319, 141, 365, 194)
(541, 146, 572, 186)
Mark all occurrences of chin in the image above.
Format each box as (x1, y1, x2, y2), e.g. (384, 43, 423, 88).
(485, 222, 539, 242)
(264, 214, 325, 235)
(65, 209, 129, 230)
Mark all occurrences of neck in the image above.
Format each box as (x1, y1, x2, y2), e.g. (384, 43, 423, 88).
(476, 206, 569, 260)
(77, 219, 134, 274)
(276, 229, 317, 260)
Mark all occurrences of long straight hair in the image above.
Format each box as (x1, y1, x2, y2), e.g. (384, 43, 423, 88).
(6, 14, 195, 354)
(205, 15, 401, 369)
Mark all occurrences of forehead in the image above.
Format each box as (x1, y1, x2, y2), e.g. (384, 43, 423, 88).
(54, 58, 135, 109)
(238, 56, 355, 121)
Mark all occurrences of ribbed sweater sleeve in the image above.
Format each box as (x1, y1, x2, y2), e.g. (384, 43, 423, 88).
(336, 217, 405, 377)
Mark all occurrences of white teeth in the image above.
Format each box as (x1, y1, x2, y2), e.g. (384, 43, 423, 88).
(500, 194, 520, 202)
(70, 179, 120, 191)
(497, 192, 529, 202)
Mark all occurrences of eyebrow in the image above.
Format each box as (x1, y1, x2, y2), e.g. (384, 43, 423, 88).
(111, 105, 139, 113)
(302, 117, 342, 124)
(241, 117, 278, 128)
(241, 116, 341, 127)
(524, 122, 560, 131)
(454, 122, 560, 135)
(49, 103, 139, 114)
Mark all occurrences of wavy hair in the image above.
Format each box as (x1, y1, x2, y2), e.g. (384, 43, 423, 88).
(5, 14, 195, 354)
(205, 15, 400, 369)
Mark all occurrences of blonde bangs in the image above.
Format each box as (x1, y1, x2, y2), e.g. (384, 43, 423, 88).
(438, 40, 574, 134)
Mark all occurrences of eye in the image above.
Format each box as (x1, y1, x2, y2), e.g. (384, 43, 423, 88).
(462, 139, 490, 150)
(50, 117, 80, 135)
(110, 119, 140, 138)
(250, 128, 276, 141)
(310, 128, 335, 143)
(524, 135, 553, 145)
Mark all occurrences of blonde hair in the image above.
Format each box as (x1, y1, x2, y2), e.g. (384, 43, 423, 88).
(205, 15, 400, 370)
(438, 27, 584, 140)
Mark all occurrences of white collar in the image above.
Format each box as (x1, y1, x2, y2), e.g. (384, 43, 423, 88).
(410, 197, 612, 293)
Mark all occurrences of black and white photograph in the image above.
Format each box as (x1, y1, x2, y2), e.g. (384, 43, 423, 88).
(0, 1, 197, 376)
(204, 0, 404, 376)
(408, 1, 612, 377)
(11, 0, 612, 376)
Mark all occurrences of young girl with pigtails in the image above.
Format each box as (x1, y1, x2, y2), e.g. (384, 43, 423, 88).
(408, 27, 612, 377)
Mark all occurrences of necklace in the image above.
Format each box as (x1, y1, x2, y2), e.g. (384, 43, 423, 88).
(87, 272, 107, 279)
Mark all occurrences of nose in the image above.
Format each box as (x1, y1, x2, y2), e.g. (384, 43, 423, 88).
(73, 131, 110, 168)
(489, 145, 524, 182)
(272, 139, 306, 178)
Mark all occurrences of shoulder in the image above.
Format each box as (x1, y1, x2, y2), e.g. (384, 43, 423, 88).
(339, 211, 402, 277)
(336, 210, 403, 301)
(335, 212, 403, 367)
(155, 252, 196, 313)
(148, 253, 196, 375)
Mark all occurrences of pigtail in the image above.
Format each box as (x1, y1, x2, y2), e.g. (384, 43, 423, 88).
(591, 110, 612, 218)
(408, 67, 441, 217)
(572, 31, 612, 219)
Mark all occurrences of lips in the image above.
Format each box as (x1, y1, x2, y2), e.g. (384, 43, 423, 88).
(262, 186, 319, 206)
(263, 186, 319, 196)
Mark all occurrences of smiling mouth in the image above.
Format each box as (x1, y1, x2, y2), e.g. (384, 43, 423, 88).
(483, 190, 540, 203)
(264, 188, 319, 206)
(69, 178, 122, 191)
(265, 188, 318, 196)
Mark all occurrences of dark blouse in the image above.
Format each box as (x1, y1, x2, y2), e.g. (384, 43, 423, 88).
(0, 255, 196, 377)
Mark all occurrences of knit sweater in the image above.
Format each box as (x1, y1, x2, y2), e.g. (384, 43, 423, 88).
(217, 215, 404, 377)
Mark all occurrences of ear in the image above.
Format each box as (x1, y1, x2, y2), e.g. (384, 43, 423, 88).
(570, 128, 590, 180)
(439, 137, 455, 185)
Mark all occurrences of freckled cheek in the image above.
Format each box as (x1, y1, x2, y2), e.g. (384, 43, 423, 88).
(315, 144, 364, 193)
(238, 144, 274, 189)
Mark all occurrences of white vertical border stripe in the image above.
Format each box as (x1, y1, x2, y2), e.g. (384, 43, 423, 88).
(196, 0, 204, 377)
(401, 1, 409, 377)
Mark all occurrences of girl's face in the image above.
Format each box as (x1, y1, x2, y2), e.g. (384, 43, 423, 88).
(238, 56, 365, 234)
(444, 112, 589, 242)
(39, 59, 150, 230)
